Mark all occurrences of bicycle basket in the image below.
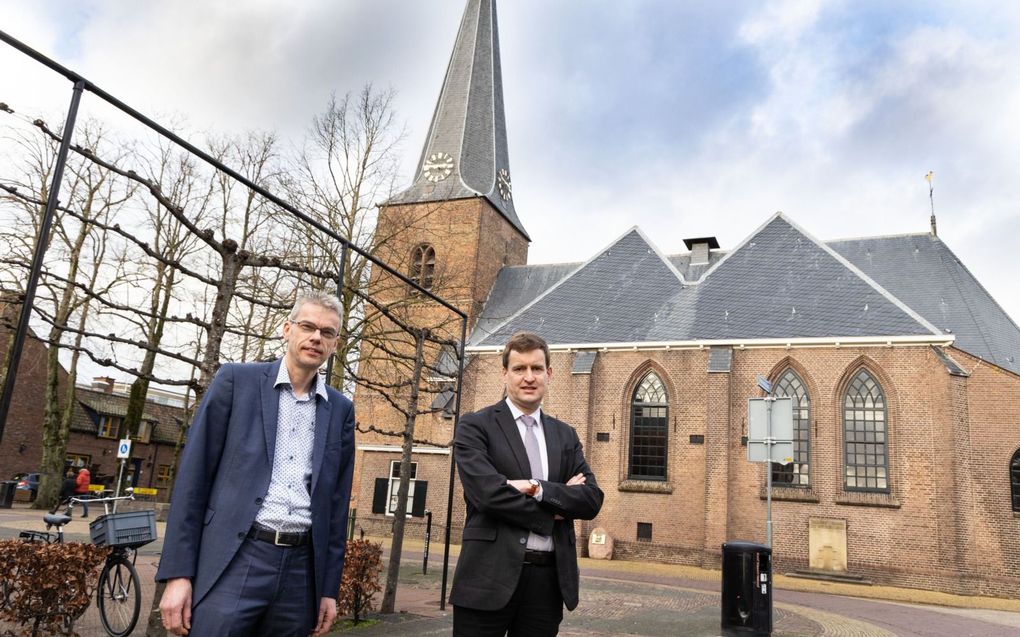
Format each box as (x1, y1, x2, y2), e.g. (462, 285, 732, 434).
(89, 509, 157, 548)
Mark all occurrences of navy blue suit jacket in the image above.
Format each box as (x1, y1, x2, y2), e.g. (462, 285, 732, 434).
(156, 359, 356, 606)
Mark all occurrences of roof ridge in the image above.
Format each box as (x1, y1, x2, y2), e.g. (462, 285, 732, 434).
(632, 226, 688, 285)
(688, 211, 784, 284)
(826, 231, 933, 243)
(470, 226, 667, 343)
(933, 237, 1020, 339)
(499, 260, 584, 270)
(777, 213, 945, 336)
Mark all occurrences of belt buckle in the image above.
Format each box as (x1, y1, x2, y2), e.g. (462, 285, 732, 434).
(274, 529, 291, 547)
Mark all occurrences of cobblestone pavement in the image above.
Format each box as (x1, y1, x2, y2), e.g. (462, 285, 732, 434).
(2, 506, 1018, 636)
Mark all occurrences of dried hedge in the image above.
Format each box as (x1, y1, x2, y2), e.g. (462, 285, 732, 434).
(336, 539, 383, 625)
(0, 540, 109, 637)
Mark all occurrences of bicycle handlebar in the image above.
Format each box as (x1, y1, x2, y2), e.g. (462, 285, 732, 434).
(69, 493, 136, 505)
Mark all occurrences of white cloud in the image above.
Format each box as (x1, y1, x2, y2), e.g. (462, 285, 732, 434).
(2, 0, 1018, 327)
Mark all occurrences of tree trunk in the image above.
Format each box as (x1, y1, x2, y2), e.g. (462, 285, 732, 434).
(379, 330, 425, 614)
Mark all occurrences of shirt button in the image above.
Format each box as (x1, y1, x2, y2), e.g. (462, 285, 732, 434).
(255, 497, 263, 504)
(519, 538, 527, 545)
(237, 532, 245, 539)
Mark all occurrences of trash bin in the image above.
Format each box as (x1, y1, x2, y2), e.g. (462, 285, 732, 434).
(721, 541, 772, 636)
(0, 480, 17, 508)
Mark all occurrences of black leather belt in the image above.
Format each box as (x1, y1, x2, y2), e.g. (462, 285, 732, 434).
(523, 549, 555, 567)
(248, 523, 310, 547)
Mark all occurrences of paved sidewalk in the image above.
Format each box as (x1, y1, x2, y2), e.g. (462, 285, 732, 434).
(2, 505, 1019, 636)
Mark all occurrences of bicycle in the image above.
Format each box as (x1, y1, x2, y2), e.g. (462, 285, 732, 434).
(17, 490, 156, 637)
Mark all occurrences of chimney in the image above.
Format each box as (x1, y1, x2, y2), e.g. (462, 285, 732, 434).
(92, 376, 115, 394)
(683, 236, 720, 266)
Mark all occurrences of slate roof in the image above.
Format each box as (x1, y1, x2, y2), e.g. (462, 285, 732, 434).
(73, 387, 187, 445)
(387, 0, 528, 240)
(831, 233, 1020, 375)
(469, 213, 984, 351)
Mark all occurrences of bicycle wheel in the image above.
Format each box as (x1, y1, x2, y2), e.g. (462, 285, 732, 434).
(96, 552, 141, 637)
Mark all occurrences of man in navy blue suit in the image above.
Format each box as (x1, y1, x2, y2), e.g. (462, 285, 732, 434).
(157, 291, 355, 636)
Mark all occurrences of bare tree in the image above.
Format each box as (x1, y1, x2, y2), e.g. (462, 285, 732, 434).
(0, 114, 136, 507)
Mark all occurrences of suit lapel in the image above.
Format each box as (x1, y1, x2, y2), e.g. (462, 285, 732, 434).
(494, 402, 531, 478)
(261, 360, 281, 464)
(310, 381, 332, 494)
(542, 414, 563, 482)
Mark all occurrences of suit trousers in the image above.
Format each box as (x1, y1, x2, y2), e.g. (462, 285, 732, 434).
(453, 563, 564, 637)
(189, 536, 315, 637)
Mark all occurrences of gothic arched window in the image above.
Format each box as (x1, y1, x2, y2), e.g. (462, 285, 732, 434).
(409, 244, 435, 292)
(772, 369, 810, 487)
(843, 369, 889, 492)
(1011, 449, 1020, 513)
(629, 371, 668, 481)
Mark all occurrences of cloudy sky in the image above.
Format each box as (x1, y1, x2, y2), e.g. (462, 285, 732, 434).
(2, 0, 1019, 322)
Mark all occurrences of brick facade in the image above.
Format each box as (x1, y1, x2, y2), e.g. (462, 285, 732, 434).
(355, 330, 1020, 599)
(352, 179, 1020, 602)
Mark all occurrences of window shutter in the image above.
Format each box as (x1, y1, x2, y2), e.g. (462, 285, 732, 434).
(410, 481, 428, 517)
(372, 478, 388, 514)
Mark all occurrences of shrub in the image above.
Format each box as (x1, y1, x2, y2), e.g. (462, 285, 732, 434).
(336, 539, 383, 625)
(0, 539, 109, 636)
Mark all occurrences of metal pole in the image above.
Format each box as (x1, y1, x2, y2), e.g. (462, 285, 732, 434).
(440, 318, 468, 610)
(0, 80, 85, 443)
(765, 396, 773, 548)
(423, 509, 432, 575)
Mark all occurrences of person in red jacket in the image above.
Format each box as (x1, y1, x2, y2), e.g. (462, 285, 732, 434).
(74, 468, 91, 517)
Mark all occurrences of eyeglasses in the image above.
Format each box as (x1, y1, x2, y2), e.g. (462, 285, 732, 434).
(292, 320, 339, 340)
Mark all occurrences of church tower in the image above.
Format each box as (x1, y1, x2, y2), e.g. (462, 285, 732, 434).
(376, 0, 528, 328)
(352, 0, 526, 526)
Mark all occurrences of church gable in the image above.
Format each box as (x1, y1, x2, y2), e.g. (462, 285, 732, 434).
(471, 228, 686, 346)
(656, 213, 942, 341)
(471, 214, 945, 347)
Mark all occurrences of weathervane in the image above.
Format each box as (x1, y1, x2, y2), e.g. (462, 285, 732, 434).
(926, 170, 937, 236)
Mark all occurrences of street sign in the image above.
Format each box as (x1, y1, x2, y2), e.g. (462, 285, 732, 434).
(748, 398, 793, 440)
(756, 374, 772, 394)
(748, 440, 795, 464)
(132, 487, 158, 496)
(747, 398, 794, 464)
(117, 438, 132, 459)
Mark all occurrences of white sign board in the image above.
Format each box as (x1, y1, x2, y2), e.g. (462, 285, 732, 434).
(117, 438, 132, 459)
(748, 397, 793, 440)
(747, 397, 794, 464)
(748, 440, 795, 464)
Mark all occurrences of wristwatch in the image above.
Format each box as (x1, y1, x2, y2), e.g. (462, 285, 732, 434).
(527, 479, 540, 496)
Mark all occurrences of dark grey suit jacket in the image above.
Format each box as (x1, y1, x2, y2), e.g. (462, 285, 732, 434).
(155, 360, 356, 606)
(450, 400, 603, 611)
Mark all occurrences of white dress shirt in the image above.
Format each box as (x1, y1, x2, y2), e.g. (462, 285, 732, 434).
(505, 398, 554, 552)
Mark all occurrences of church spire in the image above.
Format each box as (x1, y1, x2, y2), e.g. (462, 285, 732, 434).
(389, 0, 528, 240)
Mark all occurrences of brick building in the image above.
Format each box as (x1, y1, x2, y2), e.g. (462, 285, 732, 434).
(353, 0, 1020, 598)
(1, 293, 188, 501)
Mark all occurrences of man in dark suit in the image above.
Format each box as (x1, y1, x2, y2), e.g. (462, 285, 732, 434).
(451, 332, 604, 636)
(157, 291, 355, 636)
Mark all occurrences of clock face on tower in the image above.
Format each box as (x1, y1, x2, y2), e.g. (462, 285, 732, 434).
(423, 152, 454, 182)
(497, 168, 512, 201)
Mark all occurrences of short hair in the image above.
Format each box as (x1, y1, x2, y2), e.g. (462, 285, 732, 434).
(289, 290, 343, 322)
(501, 332, 550, 369)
